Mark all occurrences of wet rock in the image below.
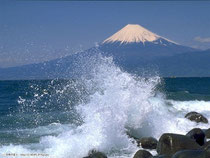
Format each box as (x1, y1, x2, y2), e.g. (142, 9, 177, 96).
(157, 133, 200, 156)
(205, 145, 210, 157)
(84, 150, 107, 158)
(153, 155, 171, 158)
(126, 131, 139, 141)
(133, 150, 153, 158)
(186, 128, 206, 146)
(137, 137, 158, 149)
(172, 146, 210, 158)
(185, 112, 208, 124)
(203, 128, 210, 139)
(201, 141, 210, 150)
(171, 149, 206, 158)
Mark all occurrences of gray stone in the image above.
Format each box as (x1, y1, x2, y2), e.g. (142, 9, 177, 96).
(138, 137, 158, 149)
(185, 112, 208, 124)
(133, 150, 153, 158)
(172, 150, 206, 158)
(157, 133, 200, 156)
(153, 155, 171, 158)
(186, 128, 206, 146)
(201, 141, 210, 150)
(84, 150, 107, 158)
(203, 128, 210, 139)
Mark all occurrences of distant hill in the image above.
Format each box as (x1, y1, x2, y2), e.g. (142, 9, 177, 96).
(1, 24, 210, 80)
(155, 49, 210, 77)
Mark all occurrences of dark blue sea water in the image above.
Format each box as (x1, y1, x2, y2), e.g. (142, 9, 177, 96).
(0, 60, 210, 158)
(161, 77, 210, 101)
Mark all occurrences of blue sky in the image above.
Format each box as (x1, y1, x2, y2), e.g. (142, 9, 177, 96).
(0, 1, 210, 67)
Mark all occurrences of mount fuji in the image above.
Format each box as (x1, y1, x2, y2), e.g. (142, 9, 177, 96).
(103, 24, 177, 44)
(1, 24, 210, 79)
(99, 24, 195, 58)
(97, 24, 197, 73)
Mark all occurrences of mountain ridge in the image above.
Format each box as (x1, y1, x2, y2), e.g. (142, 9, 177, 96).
(1, 24, 210, 79)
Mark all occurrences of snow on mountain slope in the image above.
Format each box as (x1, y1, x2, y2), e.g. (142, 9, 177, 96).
(103, 24, 178, 45)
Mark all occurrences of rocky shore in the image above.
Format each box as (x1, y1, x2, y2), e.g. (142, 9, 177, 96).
(84, 111, 210, 158)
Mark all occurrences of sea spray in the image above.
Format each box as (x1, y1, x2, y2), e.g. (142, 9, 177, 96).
(0, 53, 210, 158)
(38, 56, 164, 158)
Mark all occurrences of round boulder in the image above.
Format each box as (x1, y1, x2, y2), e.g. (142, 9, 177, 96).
(201, 141, 210, 150)
(84, 150, 107, 158)
(205, 145, 210, 157)
(204, 128, 210, 139)
(153, 155, 171, 158)
(186, 128, 206, 146)
(157, 133, 200, 156)
(185, 112, 208, 124)
(138, 137, 158, 149)
(171, 150, 206, 158)
(133, 150, 153, 158)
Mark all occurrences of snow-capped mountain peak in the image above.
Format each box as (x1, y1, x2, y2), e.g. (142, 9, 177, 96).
(103, 24, 177, 44)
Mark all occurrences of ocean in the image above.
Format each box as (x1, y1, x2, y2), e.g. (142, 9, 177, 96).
(0, 56, 210, 158)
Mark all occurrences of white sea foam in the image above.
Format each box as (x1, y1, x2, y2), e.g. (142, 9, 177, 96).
(0, 56, 209, 158)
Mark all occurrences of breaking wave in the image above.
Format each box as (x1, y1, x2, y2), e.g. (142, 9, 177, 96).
(0, 53, 209, 158)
